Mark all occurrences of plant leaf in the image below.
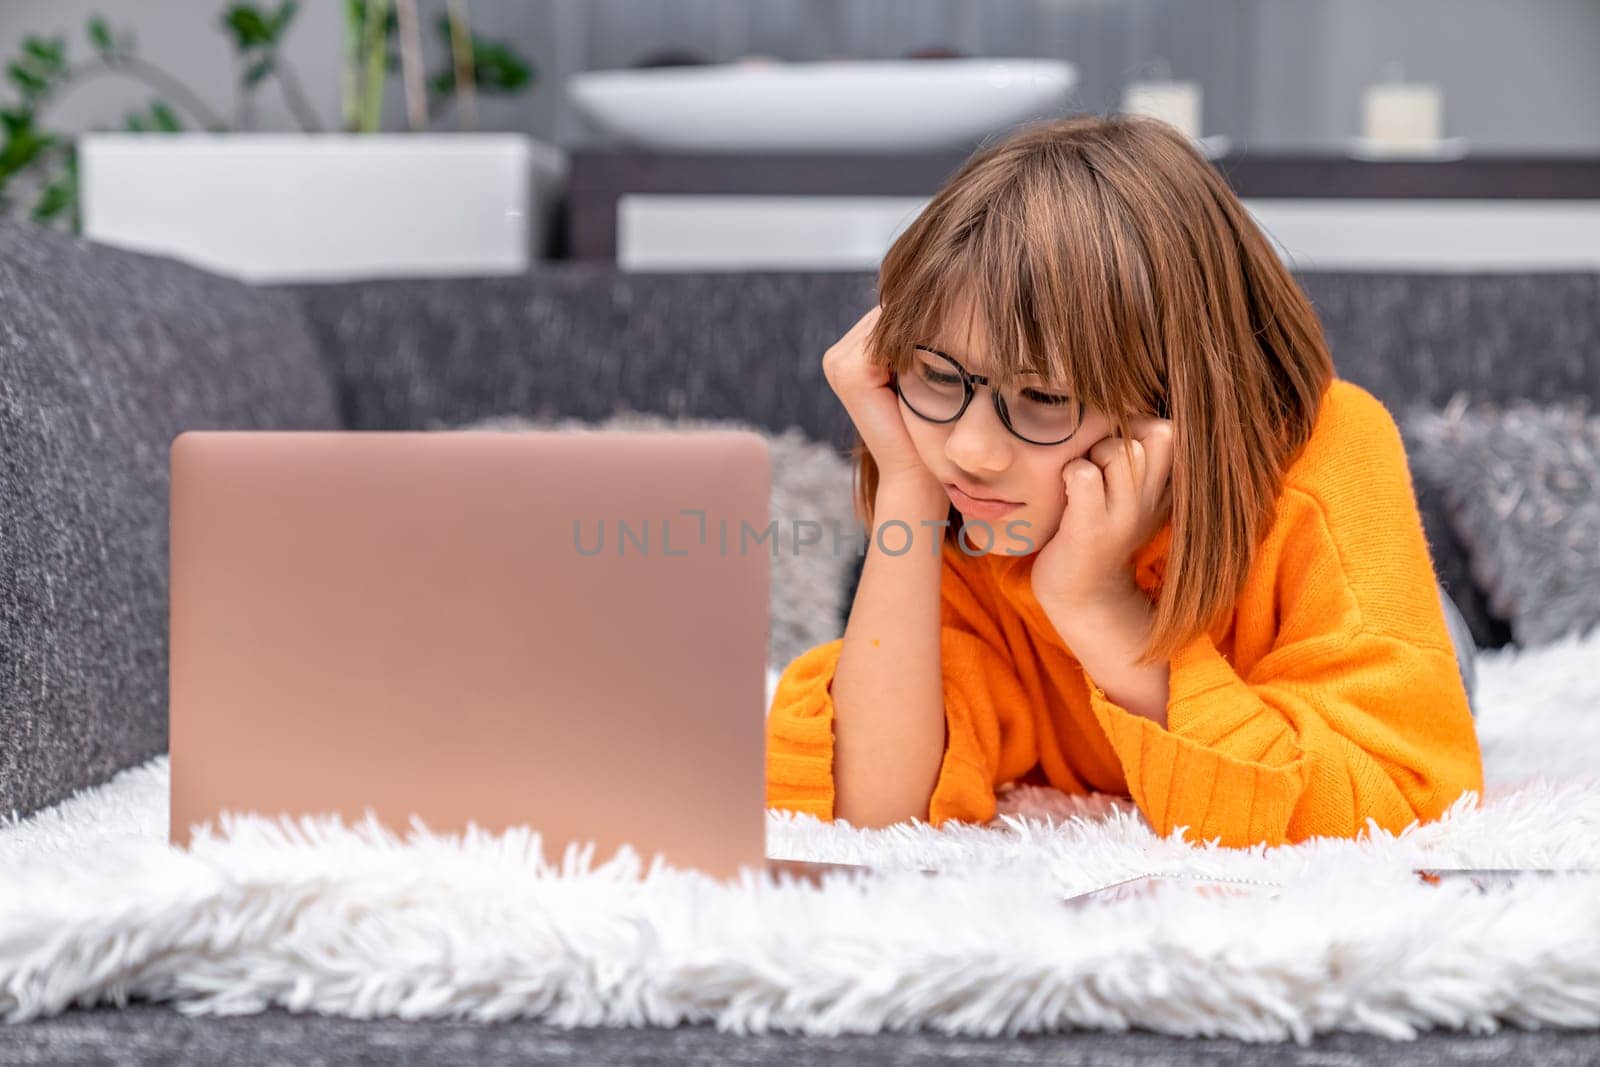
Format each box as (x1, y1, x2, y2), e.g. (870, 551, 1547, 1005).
(124, 113, 148, 133)
(32, 179, 72, 222)
(0, 129, 55, 179)
(7, 61, 49, 97)
(244, 56, 274, 86)
(222, 6, 275, 49)
(23, 37, 67, 74)
(0, 108, 32, 137)
(426, 18, 535, 96)
(88, 16, 114, 53)
(469, 40, 532, 93)
(150, 101, 181, 132)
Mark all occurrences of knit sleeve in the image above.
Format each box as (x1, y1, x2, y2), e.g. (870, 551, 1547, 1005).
(1085, 628, 1481, 848)
(765, 541, 1038, 827)
(1084, 480, 1485, 849)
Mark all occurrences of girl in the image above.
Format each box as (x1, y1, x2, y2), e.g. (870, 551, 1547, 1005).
(764, 113, 1484, 849)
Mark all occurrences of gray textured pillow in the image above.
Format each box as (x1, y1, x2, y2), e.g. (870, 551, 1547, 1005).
(458, 410, 859, 670)
(1402, 394, 1600, 648)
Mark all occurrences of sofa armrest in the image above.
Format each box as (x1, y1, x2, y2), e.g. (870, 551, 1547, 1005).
(0, 223, 339, 819)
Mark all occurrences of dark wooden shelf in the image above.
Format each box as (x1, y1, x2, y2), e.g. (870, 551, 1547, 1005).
(566, 148, 1600, 260)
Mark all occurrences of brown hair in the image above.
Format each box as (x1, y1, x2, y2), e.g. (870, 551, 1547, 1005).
(852, 113, 1334, 667)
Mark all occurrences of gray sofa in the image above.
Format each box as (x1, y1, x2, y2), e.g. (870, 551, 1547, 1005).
(11, 219, 1600, 823)
(4, 219, 1600, 1059)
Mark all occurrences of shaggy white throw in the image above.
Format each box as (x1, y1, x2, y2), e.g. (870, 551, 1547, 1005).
(2, 633, 1599, 1045)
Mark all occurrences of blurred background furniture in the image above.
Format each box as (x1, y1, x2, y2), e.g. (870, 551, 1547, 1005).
(6, 2, 1599, 278)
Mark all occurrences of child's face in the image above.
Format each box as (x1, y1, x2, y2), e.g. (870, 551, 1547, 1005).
(902, 298, 1118, 557)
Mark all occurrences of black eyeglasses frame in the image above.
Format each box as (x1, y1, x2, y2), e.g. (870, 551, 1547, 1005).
(890, 344, 1085, 447)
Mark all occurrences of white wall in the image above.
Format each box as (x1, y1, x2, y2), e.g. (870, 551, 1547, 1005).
(2, 0, 1596, 151)
(0, 0, 345, 134)
(1249, 0, 1600, 152)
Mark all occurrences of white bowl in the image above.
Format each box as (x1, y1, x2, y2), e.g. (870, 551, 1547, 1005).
(567, 58, 1079, 153)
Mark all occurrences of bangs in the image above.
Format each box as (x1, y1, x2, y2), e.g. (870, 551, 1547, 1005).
(875, 159, 1160, 415)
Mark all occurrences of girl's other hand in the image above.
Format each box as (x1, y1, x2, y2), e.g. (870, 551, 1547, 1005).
(1031, 416, 1176, 611)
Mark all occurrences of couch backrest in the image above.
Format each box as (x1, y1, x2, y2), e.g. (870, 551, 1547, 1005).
(280, 267, 1600, 650)
(1297, 272, 1600, 410)
(1300, 272, 1600, 650)
(0, 223, 340, 818)
(281, 269, 1600, 443)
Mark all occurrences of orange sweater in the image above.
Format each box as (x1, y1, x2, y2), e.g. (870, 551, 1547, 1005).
(766, 378, 1485, 848)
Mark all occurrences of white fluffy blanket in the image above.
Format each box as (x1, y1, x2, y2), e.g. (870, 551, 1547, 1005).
(2, 633, 1598, 1045)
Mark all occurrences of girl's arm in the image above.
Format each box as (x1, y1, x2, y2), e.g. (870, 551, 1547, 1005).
(1048, 480, 1482, 849)
(829, 477, 952, 828)
(1074, 600, 1481, 849)
(768, 303, 1037, 828)
(1043, 580, 1169, 726)
(766, 496, 1041, 830)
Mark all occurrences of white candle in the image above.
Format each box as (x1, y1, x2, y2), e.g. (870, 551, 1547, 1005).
(1363, 82, 1442, 146)
(1122, 80, 1202, 141)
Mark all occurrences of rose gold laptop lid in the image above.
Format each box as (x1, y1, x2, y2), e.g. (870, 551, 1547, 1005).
(169, 429, 773, 882)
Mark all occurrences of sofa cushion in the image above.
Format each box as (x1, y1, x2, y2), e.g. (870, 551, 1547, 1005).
(0, 223, 340, 819)
(1402, 394, 1600, 649)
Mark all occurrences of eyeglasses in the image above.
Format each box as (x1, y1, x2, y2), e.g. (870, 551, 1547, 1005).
(891, 345, 1083, 446)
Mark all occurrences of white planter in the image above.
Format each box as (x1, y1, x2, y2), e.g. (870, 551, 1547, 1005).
(79, 133, 567, 283)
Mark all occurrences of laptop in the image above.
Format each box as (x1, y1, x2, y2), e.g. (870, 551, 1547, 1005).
(168, 428, 866, 887)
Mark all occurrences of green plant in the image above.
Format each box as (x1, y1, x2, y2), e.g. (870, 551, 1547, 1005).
(1, 3, 537, 232)
(342, 0, 534, 133)
(1, 17, 226, 229)
(222, 1, 321, 131)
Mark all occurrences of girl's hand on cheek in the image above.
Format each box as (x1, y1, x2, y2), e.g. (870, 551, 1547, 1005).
(822, 303, 941, 496)
(1030, 416, 1176, 612)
